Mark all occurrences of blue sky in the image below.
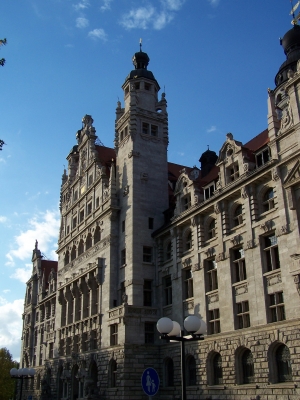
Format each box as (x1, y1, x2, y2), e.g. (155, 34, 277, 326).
(0, 0, 292, 360)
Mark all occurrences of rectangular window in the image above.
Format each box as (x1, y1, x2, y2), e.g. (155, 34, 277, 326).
(143, 246, 153, 263)
(121, 249, 126, 266)
(236, 301, 250, 329)
(204, 184, 215, 200)
(256, 148, 270, 167)
(208, 309, 221, 334)
(87, 202, 92, 215)
(135, 82, 140, 90)
(145, 322, 155, 344)
(148, 217, 154, 229)
(72, 216, 77, 229)
(263, 235, 280, 272)
(183, 194, 191, 210)
(110, 324, 118, 346)
(151, 125, 158, 137)
(144, 83, 151, 91)
(163, 275, 172, 306)
(228, 163, 239, 182)
(232, 248, 247, 282)
(91, 330, 97, 350)
(269, 291, 285, 322)
(206, 258, 218, 292)
(88, 174, 93, 186)
(73, 190, 78, 201)
(80, 209, 84, 223)
(142, 122, 149, 135)
(143, 280, 152, 307)
(183, 268, 193, 299)
(96, 197, 100, 208)
(49, 342, 54, 359)
(122, 220, 125, 233)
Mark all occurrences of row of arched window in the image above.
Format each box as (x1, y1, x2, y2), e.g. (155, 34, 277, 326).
(64, 226, 101, 265)
(163, 343, 292, 387)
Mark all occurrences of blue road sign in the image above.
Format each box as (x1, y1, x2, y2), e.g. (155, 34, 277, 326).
(141, 367, 160, 397)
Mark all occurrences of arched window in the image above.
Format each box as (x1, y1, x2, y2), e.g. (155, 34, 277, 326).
(164, 358, 174, 387)
(109, 359, 117, 388)
(64, 251, 70, 266)
(71, 245, 76, 261)
(94, 226, 101, 244)
(208, 219, 216, 240)
(241, 349, 254, 384)
(233, 205, 243, 227)
(86, 233, 92, 250)
(276, 344, 292, 382)
(212, 353, 223, 385)
(78, 239, 84, 256)
(186, 355, 196, 386)
(262, 188, 275, 212)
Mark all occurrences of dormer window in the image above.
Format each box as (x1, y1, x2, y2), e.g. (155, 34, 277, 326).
(256, 148, 270, 167)
(204, 183, 215, 200)
(182, 194, 191, 211)
(228, 163, 239, 182)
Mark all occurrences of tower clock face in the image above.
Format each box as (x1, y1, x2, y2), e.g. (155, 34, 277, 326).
(190, 169, 199, 180)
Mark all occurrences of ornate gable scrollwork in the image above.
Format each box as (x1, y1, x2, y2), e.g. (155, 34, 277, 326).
(216, 133, 242, 165)
(284, 159, 300, 188)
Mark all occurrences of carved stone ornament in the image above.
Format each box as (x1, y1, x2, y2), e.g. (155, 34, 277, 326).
(207, 292, 219, 304)
(205, 247, 215, 258)
(214, 202, 221, 214)
(216, 252, 225, 262)
(128, 150, 140, 158)
(279, 102, 293, 132)
(272, 166, 280, 181)
(266, 272, 282, 286)
(234, 283, 248, 296)
(123, 185, 129, 197)
(241, 186, 248, 199)
(192, 263, 202, 272)
(260, 219, 273, 232)
(191, 217, 196, 227)
(182, 257, 192, 268)
(230, 235, 241, 246)
(294, 274, 300, 295)
(277, 224, 289, 236)
(246, 239, 255, 249)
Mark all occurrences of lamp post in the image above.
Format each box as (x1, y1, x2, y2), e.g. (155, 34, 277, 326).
(157, 315, 206, 400)
(10, 368, 36, 400)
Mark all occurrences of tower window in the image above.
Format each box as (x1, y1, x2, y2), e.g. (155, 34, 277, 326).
(121, 249, 126, 266)
(135, 82, 140, 90)
(144, 83, 151, 91)
(142, 122, 149, 135)
(143, 246, 153, 263)
(151, 125, 158, 137)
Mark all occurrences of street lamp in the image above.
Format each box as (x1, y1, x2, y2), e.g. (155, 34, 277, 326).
(10, 368, 36, 400)
(157, 315, 206, 400)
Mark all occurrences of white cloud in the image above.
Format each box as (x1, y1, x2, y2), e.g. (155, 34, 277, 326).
(120, 6, 156, 30)
(3, 289, 10, 293)
(76, 17, 89, 28)
(73, 0, 90, 12)
(88, 28, 108, 41)
(10, 264, 32, 284)
(0, 297, 24, 360)
(207, 125, 217, 133)
(5, 210, 60, 267)
(162, 0, 186, 11)
(0, 216, 7, 223)
(120, 1, 186, 31)
(101, 0, 113, 12)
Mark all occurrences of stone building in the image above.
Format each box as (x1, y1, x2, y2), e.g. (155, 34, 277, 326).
(20, 22, 300, 400)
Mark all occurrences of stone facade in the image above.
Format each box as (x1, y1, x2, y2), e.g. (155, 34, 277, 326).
(19, 24, 300, 400)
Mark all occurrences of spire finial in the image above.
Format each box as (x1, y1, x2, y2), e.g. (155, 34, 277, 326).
(290, 0, 300, 24)
(139, 38, 142, 52)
